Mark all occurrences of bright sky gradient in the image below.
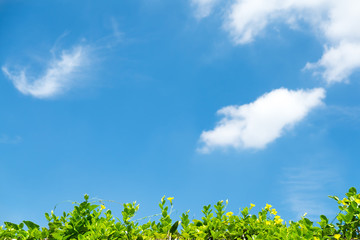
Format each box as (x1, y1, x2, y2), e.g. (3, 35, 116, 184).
(1, 0, 360, 227)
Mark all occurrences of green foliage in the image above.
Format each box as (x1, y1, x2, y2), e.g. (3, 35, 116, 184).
(1, 188, 360, 239)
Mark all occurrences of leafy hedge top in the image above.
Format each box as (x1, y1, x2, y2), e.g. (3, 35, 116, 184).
(1, 187, 360, 239)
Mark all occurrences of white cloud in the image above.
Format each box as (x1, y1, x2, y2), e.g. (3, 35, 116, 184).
(2, 45, 89, 99)
(224, 0, 330, 44)
(196, 0, 360, 83)
(191, 0, 219, 19)
(305, 41, 360, 84)
(198, 88, 325, 152)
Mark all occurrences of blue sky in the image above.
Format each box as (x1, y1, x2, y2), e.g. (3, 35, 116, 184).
(1, 0, 360, 227)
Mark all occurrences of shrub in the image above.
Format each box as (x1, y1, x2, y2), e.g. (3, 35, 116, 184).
(1, 187, 359, 239)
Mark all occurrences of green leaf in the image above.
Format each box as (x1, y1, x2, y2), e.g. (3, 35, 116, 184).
(45, 212, 51, 221)
(329, 195, 339, 201)
(346, 187, 357, 198)
(4, 221, 19, 230)
(84, 194, 89, 201)
(170, 221, 180, 234)
(23, 220, 40, 230)
(337, 213, 346, 222)
(303, 218, 313, 227)
(193, 220, 203, 227)
(320, 215, 328, 223)
(344, 212, 354, 222)
(88, 204, 99, 212)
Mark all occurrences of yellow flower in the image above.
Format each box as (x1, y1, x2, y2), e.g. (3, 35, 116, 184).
(265, 203, 272, 210)
(314, 237, 320, 240)
(226, 212, 233, 217)
(334, 233, 341, 239)
(270, 209, 277, 215)
(167, 197, 174, 204)
(265, 220, 271, 225)
(101, 205, 106, 210)
(274, 215, 283, 224)
(250, 203, 255, 209)
(274, 218, 283, 225)
(341, 198, 349, 205)
(355, 198, 360, 204)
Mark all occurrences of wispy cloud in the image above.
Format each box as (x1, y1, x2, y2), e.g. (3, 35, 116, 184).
(2, 19, 124, 99)
(198, 88, 325, 152)
(281, 166, 340, 219)
(193, 0, 360, 84)
(2, 45, 89, 99)
(191, 0, 220, 19)
(0, 134, 22, 144)
(110, 17, 123, 42)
